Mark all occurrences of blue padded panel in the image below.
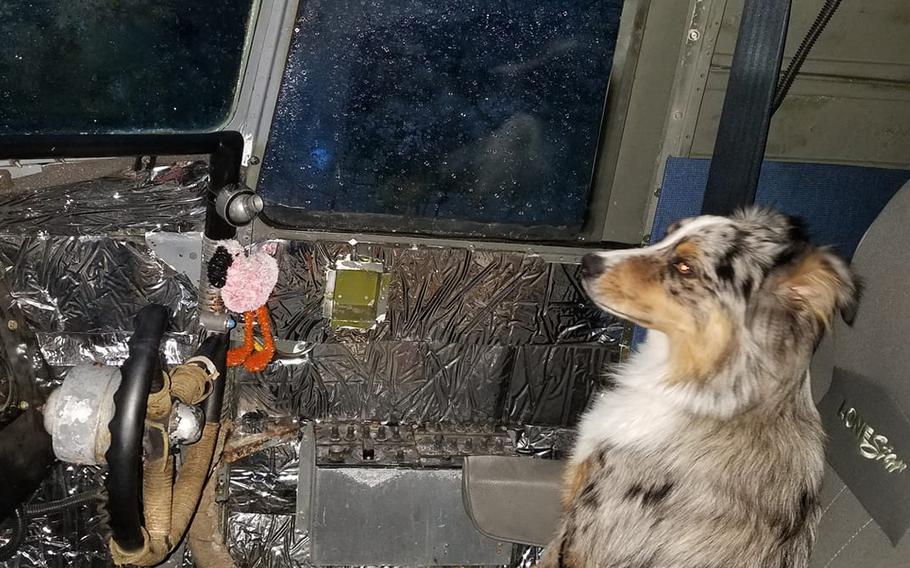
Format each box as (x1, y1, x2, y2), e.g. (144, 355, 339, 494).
(654, 158, 910, 258)
(632, 158, 910, 348)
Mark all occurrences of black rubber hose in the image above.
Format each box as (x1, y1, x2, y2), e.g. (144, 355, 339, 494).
(205, 134, 242, 241)
(0, 508, 25, 562)
(24, 490, 100, 517)
(194, 333, 229, 423)
(772, 0, 844, 112)
(105, 304, 170, 553)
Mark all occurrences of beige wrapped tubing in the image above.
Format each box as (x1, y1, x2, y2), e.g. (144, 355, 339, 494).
(110, 423, 221, 566)
(169, 359, 216, 405)
(143, 454, 174, 546)
(108, 452, 175, 565)
(169, 423, 219, 544)
(109, 358, 224, 567)
(145, 373, 172, 421)
(187, 426, 238, 568)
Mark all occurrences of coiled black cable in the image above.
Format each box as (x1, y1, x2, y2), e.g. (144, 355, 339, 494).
(0, 491, 102, 561)
(772, 0, 844, 112)
(24, 490, 101, 517)
(0, 508, 25, 562)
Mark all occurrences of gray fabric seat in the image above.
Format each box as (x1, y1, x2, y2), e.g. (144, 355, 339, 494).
(806, 180, 910, 566)
(463, 181, 910, 564)
(810, 464, 908, 567)
(463, 460, 910, 564)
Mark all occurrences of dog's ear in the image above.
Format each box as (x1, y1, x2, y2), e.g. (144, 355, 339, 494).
(664, 219, 683, 238)
(776, 248, 859, 328)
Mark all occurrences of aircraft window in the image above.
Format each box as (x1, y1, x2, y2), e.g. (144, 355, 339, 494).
(0, 1, 256, 134)
(257, 1, 624, 241)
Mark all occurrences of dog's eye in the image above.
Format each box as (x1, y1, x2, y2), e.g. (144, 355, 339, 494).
(672, 260, 695, 276)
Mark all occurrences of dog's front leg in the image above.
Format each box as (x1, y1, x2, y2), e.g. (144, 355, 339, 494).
(536, 523, 578, 568)
(561, 459, 592, 511)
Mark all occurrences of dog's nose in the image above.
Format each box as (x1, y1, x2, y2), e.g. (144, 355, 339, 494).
(580, 254, 605, 278)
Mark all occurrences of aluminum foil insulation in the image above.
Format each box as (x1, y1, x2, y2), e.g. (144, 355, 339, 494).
(0, 234, 198, 335)
(270, 242, 621, 345)
(227, 513, 308, 568)
(5, 464, 110, 568)
(0, 159, 627, 567)
(0, 162, 206, 567)
(0, 162, 207, 237)
(227, 241, 625, 568)
(235, 242, 623, 429)
(37, 332, 197, 369)
(227, 435, 300, 516)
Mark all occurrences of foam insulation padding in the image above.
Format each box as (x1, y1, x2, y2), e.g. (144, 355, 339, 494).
(0, 162, 207, 237)
(271, 242, 620, 346)
(228, 242, 624, 567)
(0, 163, 205, 567)
(0, 160, 624, 567)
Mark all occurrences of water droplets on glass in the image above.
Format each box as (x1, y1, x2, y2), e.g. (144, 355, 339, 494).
(0, 1, 256, 134)
(259, 0, 624, 240)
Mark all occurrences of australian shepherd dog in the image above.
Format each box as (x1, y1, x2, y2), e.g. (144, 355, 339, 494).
(540, 208, 858, 568)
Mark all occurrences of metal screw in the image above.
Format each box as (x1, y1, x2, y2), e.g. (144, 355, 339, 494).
(672, 110, 683, 120)
(376, 425, 387, 441)
(329, 445, 344, 462)
(18, 401, 29, 410)
(248, 155, 261, 166)
(688, 29, 700, 41)
(6, 320, 17, 331)
(330, 425, 340, 441)
(346, 424, 356, 440)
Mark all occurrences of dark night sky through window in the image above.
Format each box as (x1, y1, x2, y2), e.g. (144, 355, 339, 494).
(259, 1, 624, 239)
(0, 1, 255, 134)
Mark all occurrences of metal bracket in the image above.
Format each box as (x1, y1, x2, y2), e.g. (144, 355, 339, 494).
(294, 422, 316, 563)
(146, 231, 203, 283)
(643, 0, 729, 234)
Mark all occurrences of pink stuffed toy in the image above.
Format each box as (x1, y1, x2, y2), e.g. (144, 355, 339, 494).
(209, 240, 279, 372)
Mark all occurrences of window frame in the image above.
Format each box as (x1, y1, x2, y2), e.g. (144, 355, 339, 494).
(232, 0, 654, 256)
(0, 0, 702, 255)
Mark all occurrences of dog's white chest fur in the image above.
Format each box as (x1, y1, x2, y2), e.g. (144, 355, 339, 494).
(572, 387, 685, 464)
(571, 332, 685, 464)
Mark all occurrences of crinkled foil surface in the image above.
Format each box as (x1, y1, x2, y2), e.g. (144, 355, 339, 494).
(0, 161, 624, 567)
(0, 162, 204, 567)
